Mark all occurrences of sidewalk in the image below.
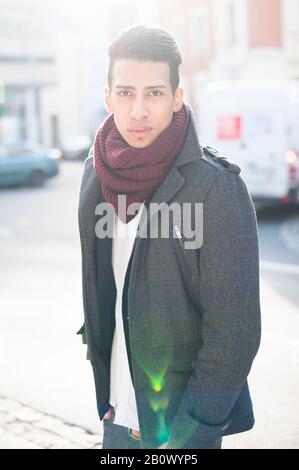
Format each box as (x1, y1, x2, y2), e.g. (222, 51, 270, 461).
(223, 277, 299, 449)
(0, 396, 102, 449)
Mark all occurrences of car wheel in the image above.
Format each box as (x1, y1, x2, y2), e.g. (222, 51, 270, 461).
(26, 170, 46, 187)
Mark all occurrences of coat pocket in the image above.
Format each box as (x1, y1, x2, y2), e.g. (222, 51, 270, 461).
(76, 323, 87, 343)
(153, 341, 199, 373)
(76, 323, 90, 360)
(173, 224, 196, 281)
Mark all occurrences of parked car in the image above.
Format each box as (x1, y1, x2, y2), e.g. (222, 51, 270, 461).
(0, 141, 61, 187)
(61, 135, 92, 161)
(198, 80, 299, 208)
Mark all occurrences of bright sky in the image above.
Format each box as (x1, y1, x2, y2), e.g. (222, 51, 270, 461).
(55, 0, 131, 27)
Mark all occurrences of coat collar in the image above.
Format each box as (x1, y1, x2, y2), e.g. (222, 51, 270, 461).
(173, 103, 203, 168)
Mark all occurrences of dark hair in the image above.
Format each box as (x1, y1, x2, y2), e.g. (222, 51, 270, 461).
(107, 24, 182, 95)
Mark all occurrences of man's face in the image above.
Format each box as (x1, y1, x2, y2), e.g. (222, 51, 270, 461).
(104, 59, 184, 148)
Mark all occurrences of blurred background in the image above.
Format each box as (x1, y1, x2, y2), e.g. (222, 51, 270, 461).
(0, 0, 298, 449)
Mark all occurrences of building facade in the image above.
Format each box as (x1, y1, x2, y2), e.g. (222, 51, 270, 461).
(0, 0, 90, 147)
(161, 0, 299, 118)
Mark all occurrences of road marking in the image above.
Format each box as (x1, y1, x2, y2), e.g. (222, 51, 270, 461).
(260, 260, 299, 275)
(0, 228, 13, 238)
(262, 334, 299, 364)
(281, 214, 299, 255)
(41, 217, 51, 226)
(14, 217, 31, 227)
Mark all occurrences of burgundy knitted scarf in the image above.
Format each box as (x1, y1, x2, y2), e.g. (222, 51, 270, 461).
(93, 102, 190, 223)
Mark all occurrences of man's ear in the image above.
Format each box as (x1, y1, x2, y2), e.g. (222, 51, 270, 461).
(174, 86, 184, 112)
(104, 86, 113, 114)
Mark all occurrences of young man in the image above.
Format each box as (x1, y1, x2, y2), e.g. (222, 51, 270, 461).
(77, 25, 261, 449)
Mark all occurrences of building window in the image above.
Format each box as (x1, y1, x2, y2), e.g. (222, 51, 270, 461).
(191, 8, 208, 58)
(226, 1, 237, 46)
(0, 87, 26, 141)
(248, 0, 282, 48)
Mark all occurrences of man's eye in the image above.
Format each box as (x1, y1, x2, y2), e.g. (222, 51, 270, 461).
(118, 91, 131, 97)
(150, 90, 163, 96)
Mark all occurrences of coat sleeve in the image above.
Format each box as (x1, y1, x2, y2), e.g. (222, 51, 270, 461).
(167, 169, 261, 448)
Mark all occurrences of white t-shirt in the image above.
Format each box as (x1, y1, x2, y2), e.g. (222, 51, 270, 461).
(109, 201, 145, 431)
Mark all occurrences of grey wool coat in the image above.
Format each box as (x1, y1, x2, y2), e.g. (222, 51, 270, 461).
(76, 106, 261, 449)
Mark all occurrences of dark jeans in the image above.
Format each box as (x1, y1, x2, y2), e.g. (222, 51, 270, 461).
(102, 407, 143, 450)
(102, 407, 222, 449)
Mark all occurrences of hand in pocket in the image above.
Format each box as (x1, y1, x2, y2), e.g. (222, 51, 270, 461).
(103, 406, 114, 420)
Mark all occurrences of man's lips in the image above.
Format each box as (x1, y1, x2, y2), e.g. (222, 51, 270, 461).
(129, 127, 152, 132)
(128, 127, 153, 138)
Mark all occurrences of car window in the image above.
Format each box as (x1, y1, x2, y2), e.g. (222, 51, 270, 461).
(7, 148, 36, 158)
(25, 142, 44, 153)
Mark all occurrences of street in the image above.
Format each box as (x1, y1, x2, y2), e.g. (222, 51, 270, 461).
(0, 161, 299, 448)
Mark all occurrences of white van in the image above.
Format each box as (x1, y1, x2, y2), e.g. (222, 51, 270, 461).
(198, 81, 299, 208)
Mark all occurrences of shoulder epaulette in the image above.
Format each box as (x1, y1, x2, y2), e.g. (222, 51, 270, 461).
(202, 146, 241, 174)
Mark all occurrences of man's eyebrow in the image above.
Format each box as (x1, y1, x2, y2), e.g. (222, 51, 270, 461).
(115, 85, 167, 89)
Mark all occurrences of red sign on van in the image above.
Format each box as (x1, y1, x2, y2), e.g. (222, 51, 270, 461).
(217, 116, 242, 140)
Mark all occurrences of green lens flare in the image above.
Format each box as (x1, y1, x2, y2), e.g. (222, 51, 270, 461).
(149, 393, 169, 413)
(131, 331, 195, 447)
(156, 411, 169, 445)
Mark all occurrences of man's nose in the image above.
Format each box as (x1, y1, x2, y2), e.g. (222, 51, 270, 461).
(130, 99, 149, 121)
